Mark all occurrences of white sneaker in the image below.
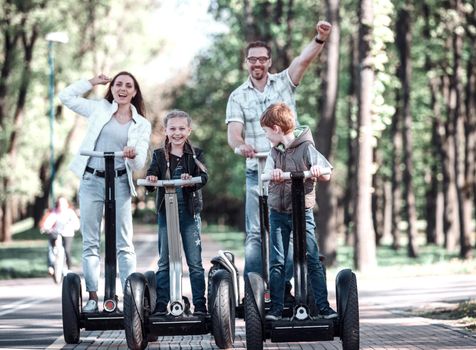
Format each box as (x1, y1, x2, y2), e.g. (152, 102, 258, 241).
(83, 299, 98, 313)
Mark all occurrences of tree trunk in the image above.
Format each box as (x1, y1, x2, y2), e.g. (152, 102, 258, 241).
(464, 30, 476, 251)
(354, 0, 377, 271)
(316, 0, 340, 267)
(450, 0, 472, 259)
(441, 73, 460, 252)
(343, 34, 358, 246)
(396, 6, 418, 258)
(423, 2, 444, 246)
(390, 92, 402, 250)
(372, 148, 385, 245)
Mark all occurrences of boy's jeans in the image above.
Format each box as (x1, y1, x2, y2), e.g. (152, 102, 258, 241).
(156, 206, 206, 307)
(79, 172, 136, 292)
(245, 169, 294, 281)
(269, 208, 330, 313)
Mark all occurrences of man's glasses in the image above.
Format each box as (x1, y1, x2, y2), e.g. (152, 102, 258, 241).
(247, 56, 270, 64)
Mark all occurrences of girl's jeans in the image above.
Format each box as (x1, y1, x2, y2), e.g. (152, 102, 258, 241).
(156, 163, 206, 307)
(79, 172, 136, 292)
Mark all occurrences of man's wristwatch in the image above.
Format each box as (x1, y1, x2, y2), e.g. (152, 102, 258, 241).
(315, 36, 326, 44)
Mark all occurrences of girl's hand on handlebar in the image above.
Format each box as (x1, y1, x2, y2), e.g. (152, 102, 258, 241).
(180, 173, 193, 187)
(146, 175, 158, 182)
(123, 146, 136, 159)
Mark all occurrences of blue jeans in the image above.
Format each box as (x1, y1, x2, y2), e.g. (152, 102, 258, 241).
(156, 206, 206, 307)
(269, 208, 330, 313)
(79, 172, 135, 292)
(245, 170, 293, 282)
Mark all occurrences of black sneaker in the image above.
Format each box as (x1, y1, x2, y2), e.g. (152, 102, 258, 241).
(193, 303, 207, 316)
(319, 306, 338, 319)
(154, 303, 167, 315)
(265, 310, 282, 321)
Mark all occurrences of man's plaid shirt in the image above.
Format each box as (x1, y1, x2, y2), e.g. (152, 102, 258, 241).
(225, 69, 298, 170)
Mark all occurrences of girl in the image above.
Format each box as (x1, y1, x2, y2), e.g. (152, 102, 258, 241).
(59, 72, 151, 313)
(146, 110, 208, 315)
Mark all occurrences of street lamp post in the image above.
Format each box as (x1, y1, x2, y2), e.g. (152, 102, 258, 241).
(45, 32, 68, 208)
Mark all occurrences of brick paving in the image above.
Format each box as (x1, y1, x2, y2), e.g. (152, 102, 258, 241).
(47, 227, 476, 350)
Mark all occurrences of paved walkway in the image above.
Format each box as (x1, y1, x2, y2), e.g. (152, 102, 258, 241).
(48, 226, 476, 350)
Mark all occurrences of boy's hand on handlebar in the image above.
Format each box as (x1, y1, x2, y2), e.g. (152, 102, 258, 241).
(181, 173, 193, 187)
(310, 165, 331, 181)
(146, 175, 158, 182)
(123, 146, 136, 159)
(271, 169, 285, 183)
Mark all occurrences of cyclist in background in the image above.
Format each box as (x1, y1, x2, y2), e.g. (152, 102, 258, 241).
(40, 196, 80, 275)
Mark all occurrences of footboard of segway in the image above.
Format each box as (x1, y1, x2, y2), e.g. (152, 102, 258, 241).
(268, 318, 336, 342)
(148, 314, 211, 336)
(81, 313, 124, 330)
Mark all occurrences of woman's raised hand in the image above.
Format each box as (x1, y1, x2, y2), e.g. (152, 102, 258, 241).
(89, 74, 111, 86)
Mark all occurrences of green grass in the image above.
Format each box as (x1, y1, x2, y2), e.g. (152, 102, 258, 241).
(203, 225, 245, 253)
(2, 221, 475, 280)
(416, 300, 476, 332)
(202, 224, 476, 277)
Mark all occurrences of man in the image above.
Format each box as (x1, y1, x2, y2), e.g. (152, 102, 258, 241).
(226, 21, 332, 284)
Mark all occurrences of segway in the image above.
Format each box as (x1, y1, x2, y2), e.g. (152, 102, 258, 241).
(123, 176, 237, 350)
(62, 150, 126, 344)
(244, 169, 360, 350)
(230, 152, 271, 320)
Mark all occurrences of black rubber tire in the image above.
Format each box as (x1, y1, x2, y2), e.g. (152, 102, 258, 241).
(144, 270, 157, 313)
(341, 273, 360, 350)
(207, 263, 221, 312)
(244, 277, 263, 350)
(211, 270, 235, 349)
(124, 273, 148, 350)
(62, 272, 81, 344)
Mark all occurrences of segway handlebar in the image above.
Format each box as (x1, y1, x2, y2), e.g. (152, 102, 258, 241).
(234, 148, 269, 159)
(80, 150, 124, 157)
(137, 177, 203, 188)
(261, 167, 332, 182)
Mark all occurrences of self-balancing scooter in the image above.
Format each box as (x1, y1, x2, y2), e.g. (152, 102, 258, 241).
(123, 176, 237, 350)
(62, 150, 126, 343)
(244, 169, 360, 350)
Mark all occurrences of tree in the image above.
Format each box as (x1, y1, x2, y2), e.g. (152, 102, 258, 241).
(316, 0, 340, 266)
(395, 4, 418, 258)
(354, 0, 377, 271)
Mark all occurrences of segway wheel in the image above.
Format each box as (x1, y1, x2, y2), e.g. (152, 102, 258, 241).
(244, 276, 264, 350)
(144, 270, 157, 313)
(339, 272, 360, 350)
(124, 273, 149, 350)
(62, 272, 81, 344)
(207, 263, 220, 312)
(211, 270, 235, 349)
(53, 246, 65, 284)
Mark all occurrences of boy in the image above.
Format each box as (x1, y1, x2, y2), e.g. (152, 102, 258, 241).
(261, 102, 337, 320)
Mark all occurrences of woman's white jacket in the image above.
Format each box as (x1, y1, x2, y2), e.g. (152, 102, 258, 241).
(58, 79, 151, 196)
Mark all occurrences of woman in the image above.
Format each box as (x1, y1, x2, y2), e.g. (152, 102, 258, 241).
(59, 72, 151, 313)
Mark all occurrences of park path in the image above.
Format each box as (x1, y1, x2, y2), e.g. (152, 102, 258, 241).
(3, 224, 475, 350)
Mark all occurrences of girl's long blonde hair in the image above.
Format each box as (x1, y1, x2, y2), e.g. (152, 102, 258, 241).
(163, 110, 207, 177)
